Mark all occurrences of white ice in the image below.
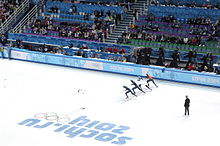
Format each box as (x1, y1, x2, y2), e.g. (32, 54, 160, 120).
(0, 59, 220, 146)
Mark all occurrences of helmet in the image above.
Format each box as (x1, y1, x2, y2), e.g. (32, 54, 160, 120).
(137, 76, 143, 81)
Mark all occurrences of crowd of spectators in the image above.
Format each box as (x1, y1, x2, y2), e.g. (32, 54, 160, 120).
(117, 8, 220, 74)
(49, 0, 132, 8)
(25, 0, 128, 42)
(0, 0, 219, 77)
(28, 16, 110, 42)
(119, 13, 220, 47)
(0, 0, 24, 25)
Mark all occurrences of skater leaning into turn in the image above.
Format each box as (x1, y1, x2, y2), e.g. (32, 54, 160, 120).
(137, 76, 152, 91)
(130, 80, 145, 94)
(123, 85, 137, 99)
(184, 95, 190, 116)
(146, 74, 158, 88)
(137, 76, 144, 89)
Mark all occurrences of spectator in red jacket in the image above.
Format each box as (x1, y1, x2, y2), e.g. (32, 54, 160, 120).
(119, 48, 125, 54)
(106, 47, 112, 53)
(112, 48, 118, 54)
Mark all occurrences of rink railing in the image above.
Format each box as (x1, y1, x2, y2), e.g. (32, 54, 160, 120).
(2, 47, 220, 88)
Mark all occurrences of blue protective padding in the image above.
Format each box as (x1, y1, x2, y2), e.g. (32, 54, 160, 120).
(5, 47, 220, 88)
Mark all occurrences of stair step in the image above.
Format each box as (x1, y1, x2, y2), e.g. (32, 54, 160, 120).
(121, 19, 133, 23)
(117, 24, 130, 27)
(115, 26, 127, 29)
(111, 33, 123, 35)
(106, 37, 118, 40)
(111, 32, 121, 35)
(106, 37, 118, 39)
(113, 30, 124, 33)
(115, 28, 127, 31)
(105, 40, 116, 43)
(108, 34, 120, 37)
(109, 33, 120, 36)
(118, 22, 130, 25)
(122, 20, 133, 23)
(126, 15, 133, 18)
(118, 23, 130, 26)
(116, 24, 129, 27)
(105, 39, 118, 42)
(132, 6, 144, 9)
(119, 21, 130, 24)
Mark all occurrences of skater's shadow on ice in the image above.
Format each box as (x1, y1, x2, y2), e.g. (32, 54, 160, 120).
(118, 96, 138, 104)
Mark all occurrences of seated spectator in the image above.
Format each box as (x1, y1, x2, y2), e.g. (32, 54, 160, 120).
(69, 43, 74, 48)
(48, 6, 59, 13)
(117, 56, 122, 62)
(122, 56, 127, 62)
(75, 51, 82, 56)
(119, 48, 125, 54)
(0, 34, 7, 46)
(183, 37, 189, 44)
(106, 47, 112, 53)
(185, 62, 196, 71)
(90, 52, 95, 58)
(129, 23, 135, 29)
(16, 39, 22, 48)
(107, 55, 113, 60)
(81, 51, 87, 58)
(112, 48, 118, 54)
(81, 44, 88, 49)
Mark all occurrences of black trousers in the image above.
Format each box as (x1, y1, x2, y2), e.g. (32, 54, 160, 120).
(185, 107, 189, 115)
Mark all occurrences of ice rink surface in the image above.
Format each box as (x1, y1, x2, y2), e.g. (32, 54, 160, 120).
(0, 59, 220, 146)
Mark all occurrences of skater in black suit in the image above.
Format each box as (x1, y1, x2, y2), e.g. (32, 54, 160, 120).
(123, 86, 137, 99)
(130, 80, 145, 94)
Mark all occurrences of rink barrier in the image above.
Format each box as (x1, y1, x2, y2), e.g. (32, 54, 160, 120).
(3, 47, 220, 88)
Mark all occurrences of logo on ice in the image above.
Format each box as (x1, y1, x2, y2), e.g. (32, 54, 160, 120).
(18, 116, 133, 145)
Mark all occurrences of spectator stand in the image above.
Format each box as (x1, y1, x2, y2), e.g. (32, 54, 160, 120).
(19, 0, 126, 43)
(6, 0, 220, 76)
(0, 0, 30, 34)
(156, 0, 220, 8)
(118, 3, 220, 58)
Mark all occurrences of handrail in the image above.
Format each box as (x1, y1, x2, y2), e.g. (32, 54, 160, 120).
(11, 0, 45, 33)
(0, 0, 30, 34)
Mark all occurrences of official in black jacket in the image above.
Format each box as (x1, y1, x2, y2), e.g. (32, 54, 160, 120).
(184, 95, 190, 116)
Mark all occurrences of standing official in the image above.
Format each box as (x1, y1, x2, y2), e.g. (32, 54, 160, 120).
(184, 95, 190, 116)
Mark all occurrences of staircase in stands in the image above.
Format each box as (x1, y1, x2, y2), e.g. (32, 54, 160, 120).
(104, 0, 149, 44)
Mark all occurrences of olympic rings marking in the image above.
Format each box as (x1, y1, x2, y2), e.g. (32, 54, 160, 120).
(34, 112, 70, 122)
